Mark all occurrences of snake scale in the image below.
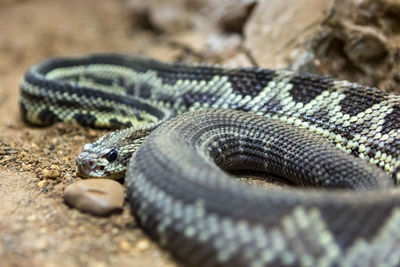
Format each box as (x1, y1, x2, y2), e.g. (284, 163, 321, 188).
(20, 54, 400, 266)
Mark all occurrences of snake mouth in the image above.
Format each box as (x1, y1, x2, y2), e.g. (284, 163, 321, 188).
(76, 152, 108, 178)
(75, 167, 124, 180)
(76, 162, 106, 178)
(75, 152, 125, 179)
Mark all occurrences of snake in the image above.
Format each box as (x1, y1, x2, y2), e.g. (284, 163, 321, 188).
(19, 53, 400, 266)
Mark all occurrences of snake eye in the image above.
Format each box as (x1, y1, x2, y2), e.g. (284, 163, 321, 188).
(106, 149, 118, 162)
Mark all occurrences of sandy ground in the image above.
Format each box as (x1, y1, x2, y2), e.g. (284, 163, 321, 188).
(0, 0, 184, 266)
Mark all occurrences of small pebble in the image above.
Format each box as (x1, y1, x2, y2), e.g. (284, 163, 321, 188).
(73, 136, 85, 142)
(89, 262, 107, 267)
(34, 238, 48, 250)
(37, 180, 48, 188)
(27, 214, 37, 221)
(64, 179, 124, 216)
(31, 143, 40, 150)
(22, 164, 32, 171)
(64, 173, 74, 183)
(135, 239, 151, 252)
(42, 169, 60, 179)
(88, 129, 97, 137)
(118, 239, 133, 251)
(42, 165, 60, 179)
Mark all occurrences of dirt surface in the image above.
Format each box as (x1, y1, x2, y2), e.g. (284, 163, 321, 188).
(1, 0, 399, 266)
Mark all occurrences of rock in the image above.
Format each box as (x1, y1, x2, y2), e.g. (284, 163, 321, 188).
(37, 180, 48, 188)
(205, 33, 242, 58)
(134, 239, 151, 252)
(224, 53, 254, 68)
(310, 0, 394, 90)
(27, 214, 37, 222)
(31, 142, 40, 150)
(21, 164, 32, 171)
(216, 0, 256, 33)
(64, 179, 124, 216)
(87, 129, 98, 137)
(118, 239, 133, 251)
(244, 0, 331, 69)
(244, 0, 400, 93)
(42, 169, 60, 179)
(34, 237, 48, 250)
(126, 0, 192, 33)
(125, 0, 255, 34)
(42, 165, 61, 179)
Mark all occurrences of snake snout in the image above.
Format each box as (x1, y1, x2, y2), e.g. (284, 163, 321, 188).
(76, 152, 107, 178)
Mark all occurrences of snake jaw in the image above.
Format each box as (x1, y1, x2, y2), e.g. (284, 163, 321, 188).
(76, 151, 109, 178)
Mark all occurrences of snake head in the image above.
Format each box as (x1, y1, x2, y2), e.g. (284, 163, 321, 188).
(76, 127, 149, 179)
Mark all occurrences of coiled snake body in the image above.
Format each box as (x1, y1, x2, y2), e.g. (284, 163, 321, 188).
(20, 54, 400, 266)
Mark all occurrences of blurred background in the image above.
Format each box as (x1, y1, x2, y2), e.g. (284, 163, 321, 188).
(0, 0, 399, 266)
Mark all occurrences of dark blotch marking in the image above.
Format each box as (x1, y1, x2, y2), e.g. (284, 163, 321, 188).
(139, 83, 152, 98)
(125, 83, 136, 95)
(156, 64, 219, 86)
(74, 113, 97, 127)
(59, 75, 80, 83)
(381, 105, 400, 135)
(117, 76, 126, 87)
(339, 85, 385, 117)
(289, 75, 335, 105)
(118, 109, 127, 116)
(181, 92, 217, 109)
(318, 201, 388, 249)
(156, 93, 175, 106)
(83, 73, 114, 86)
(259, 98, 283, 115)
(109, 118, 132, 129)
(226, 68, 275, 97)
(38, 108, 61, 126)
(97, 105, 115, 113)
(390, 140, 400, 157)
(134, 112, 144, 121)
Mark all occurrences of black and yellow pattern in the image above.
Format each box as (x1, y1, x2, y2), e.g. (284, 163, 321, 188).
(20, 54, 400, 266)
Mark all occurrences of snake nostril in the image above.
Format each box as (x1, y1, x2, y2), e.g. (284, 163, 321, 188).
(99, 166, 105, 171)
(89, 160, 95, 167)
